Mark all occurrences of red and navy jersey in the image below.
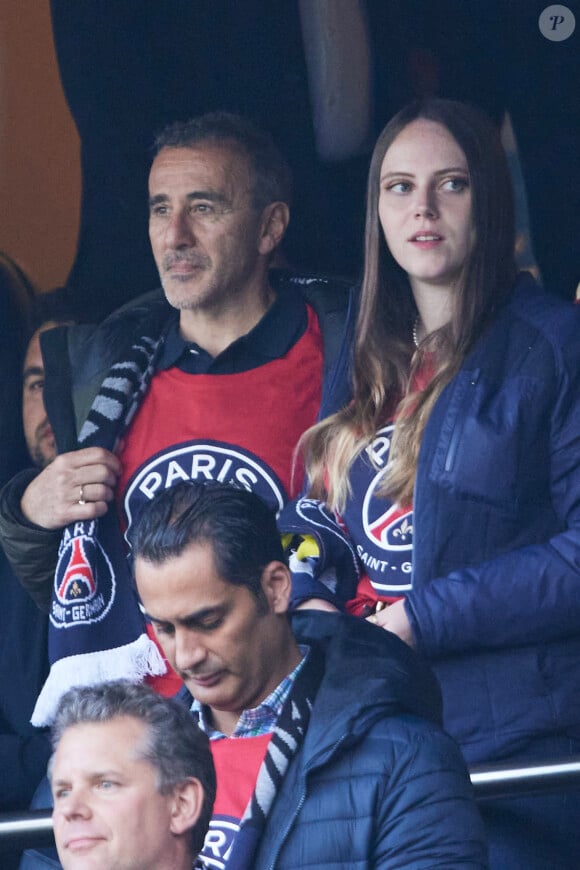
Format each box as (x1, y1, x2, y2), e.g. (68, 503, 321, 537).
(116, 305, 322, 693)
(118, 304, 322, 536)
(342, 356, 437, 614)
(200, 734, 272, 870)
(342, 423, 413, 615)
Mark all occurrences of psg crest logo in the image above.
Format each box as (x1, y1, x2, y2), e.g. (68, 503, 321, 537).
(361, 424, 414, 553)
(51, 521, 116, 628)
(342, 423, 413, 592)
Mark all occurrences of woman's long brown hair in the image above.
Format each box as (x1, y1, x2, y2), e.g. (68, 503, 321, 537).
(301, 98, 517, 511)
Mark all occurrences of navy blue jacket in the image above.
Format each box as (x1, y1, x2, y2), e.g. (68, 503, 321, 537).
(252, 612, 487, 868)
(0, 546, 50, 811)
(284, 274, 580, 765)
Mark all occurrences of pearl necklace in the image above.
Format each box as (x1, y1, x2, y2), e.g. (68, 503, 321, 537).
(412, 316, 422, 348)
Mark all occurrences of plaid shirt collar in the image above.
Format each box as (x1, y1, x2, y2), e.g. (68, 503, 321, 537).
(191, 645, 310, 739)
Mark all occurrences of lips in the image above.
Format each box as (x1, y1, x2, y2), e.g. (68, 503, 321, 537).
(186, 670, 224, 689)
(64, 834, 104, 852)
(409, 232, 444, 242)
(163, 251, 210, 273)
(169, 262, 204, 273)
(34, 419, 54, 444)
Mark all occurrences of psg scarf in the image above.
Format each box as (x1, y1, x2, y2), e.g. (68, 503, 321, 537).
(31, 330, 167, 726)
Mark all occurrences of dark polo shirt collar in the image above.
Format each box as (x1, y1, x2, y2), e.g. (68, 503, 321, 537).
(157, 285, 308, 375)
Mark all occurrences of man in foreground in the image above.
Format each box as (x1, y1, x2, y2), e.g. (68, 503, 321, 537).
(132, 481, 488, 869)
(50, 680, 215, 870)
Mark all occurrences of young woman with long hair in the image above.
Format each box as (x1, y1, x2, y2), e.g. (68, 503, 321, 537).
(288, 99, 580, 868)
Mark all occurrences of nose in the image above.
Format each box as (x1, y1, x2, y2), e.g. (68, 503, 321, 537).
(173, 629, 207, 674)
(164, 209, 196, 249)
(59, 788, 92, 821)
(414, 187, 438, 219)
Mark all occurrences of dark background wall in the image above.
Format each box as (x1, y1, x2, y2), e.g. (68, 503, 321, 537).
(2, 1, 579, 318)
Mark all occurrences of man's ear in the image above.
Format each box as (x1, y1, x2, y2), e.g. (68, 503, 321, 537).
(260, 560, 292, 614)
(169, 777, 205, 836)
(258, 202, 290, 256)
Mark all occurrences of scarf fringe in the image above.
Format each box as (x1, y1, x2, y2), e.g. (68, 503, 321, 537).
(31, 633, 166, 727)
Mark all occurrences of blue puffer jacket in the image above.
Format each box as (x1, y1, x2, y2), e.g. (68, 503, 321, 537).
(255, 612, 488, 869)
(408, 274, 580, 764)
(286, 274, 580, 766)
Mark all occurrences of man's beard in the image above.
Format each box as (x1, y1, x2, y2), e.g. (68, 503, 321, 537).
(159, 250, 218, 311)
(29, 419, 55, 468)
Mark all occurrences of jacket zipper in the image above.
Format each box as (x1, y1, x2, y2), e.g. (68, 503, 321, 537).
(444, 368, 481, 473)
(266, 732, 351, 869)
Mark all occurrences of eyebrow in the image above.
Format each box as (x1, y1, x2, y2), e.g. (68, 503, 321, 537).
(148, 190, 230, 208)
(23, 365, 45, 382)
(91, 769, 124, 780)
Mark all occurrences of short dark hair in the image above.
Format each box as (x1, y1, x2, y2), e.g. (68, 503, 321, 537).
(29, 288, 79, 336)
(50, 680, 216, 855)
(154, 111, 292, 210)
(130, 481, 284, 602)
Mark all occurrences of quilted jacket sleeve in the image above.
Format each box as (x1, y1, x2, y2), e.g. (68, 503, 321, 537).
(0, 469, 60, 612)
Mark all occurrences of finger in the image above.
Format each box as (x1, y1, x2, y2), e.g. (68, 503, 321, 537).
(73, 464, 120, 492)
(372, 611, 391, 629)
(76, 462, 122, 485)
(61, 499, 112, 525)
(72, 482, 116, 506)
(56, 447, 122, 475)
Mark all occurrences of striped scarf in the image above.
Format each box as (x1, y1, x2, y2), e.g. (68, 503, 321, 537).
(225, 650, 325, 869)
(32, 323, 168, 726)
